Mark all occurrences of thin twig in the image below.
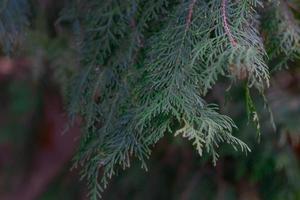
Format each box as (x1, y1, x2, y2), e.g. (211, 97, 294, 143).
(221, 0, 237, 47)
(185, 0, 197, 30)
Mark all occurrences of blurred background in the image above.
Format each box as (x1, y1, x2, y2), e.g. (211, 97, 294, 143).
(1, 1, 300, 200)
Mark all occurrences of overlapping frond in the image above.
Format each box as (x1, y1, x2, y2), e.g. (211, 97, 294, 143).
(137, 0, 250, 164)
(1, 0, 300, 199)
(190, 0, 269, 93)
(65, 0, 277, 198)
(66, 0, 171, 198)
(56, 0, 300, 199)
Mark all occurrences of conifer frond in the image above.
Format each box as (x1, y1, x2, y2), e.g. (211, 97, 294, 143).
(68, 0, 274, 197)
(35, 0, 300, 198)
(67, 0, 172, 198)
(263, 0, 300, 70)
(1, 0, 300, 199)
(137, 0, 250, 165)
(190, 0, 269, 92)
(175, 106, 250, 164)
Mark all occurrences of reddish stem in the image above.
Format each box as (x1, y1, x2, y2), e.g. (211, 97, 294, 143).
(186, 0, 197, 30)
(222, 0, 237, 47)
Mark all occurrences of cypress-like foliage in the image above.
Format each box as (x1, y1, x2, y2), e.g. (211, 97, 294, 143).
(1, 0, 300, 199)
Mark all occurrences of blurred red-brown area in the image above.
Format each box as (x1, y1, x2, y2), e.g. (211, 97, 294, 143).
(0, 56, 85, 200)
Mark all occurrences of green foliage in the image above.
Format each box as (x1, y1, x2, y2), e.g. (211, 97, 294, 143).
(1, 0, 300, 199)
(100, 80, 300, 200)
(245, 86, 261, 140)
(62, 0, 300, 198)
(263, 0, 300, 70)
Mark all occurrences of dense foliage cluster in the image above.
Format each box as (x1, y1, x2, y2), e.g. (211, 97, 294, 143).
(1, 0, 300, 199)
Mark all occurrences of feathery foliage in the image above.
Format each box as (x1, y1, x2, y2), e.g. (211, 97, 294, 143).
(66, 0, 264, 198)
(1, 0, 300, 199)
(263, 0, 300, 70)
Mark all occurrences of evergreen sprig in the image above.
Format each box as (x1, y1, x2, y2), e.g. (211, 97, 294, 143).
(1, 0, 300, 199)
(65, 0, 297, 198)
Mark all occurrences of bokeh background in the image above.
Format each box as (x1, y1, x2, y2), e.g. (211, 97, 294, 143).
(1, 1, 300, 200)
